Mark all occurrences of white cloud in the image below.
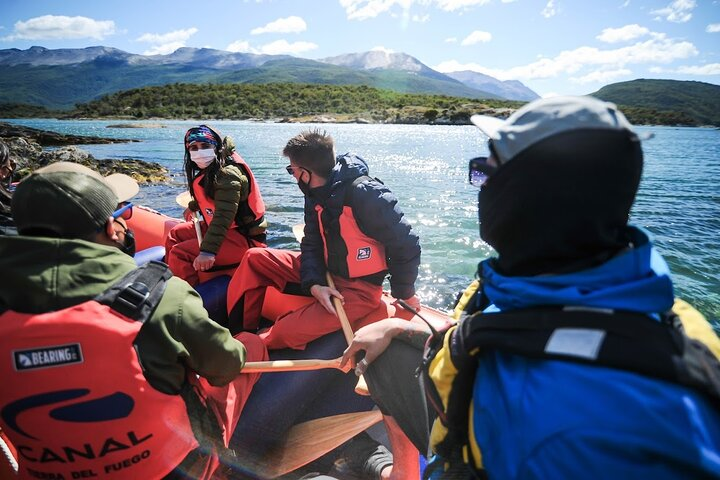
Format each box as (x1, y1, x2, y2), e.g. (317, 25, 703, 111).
(434, 0, 492, 11)
(227, 39, 319, 55)
(569, 68, 632, 84)
(541, 0, 556, 18)
(597, 24, 650, 43)
(433, 35, 698, 81)
(2, 15, 116, 41)
(338, 0, 405, 20)
(461, 30, 492, 46)
(707, 23, 720, 33)
(621, 0, 631, 7)
(651, 0, 696, 23)
(655, 63, 720, 75)
(371, 46, 395, 53)
(250, 16, 307, 35)
(412, 14, 430, 22)
(445, 37, 458, 43)
(675, 63, 720, 75)
(338, 0, 495, 20)
(137, 28, 198, 44)
(227, 40, 256, 53)
(136, 27, 198, 56)
(258, 39, 318, 55)
(144, 42, 186, 56)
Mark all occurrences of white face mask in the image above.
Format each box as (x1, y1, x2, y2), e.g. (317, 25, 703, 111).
(189, 148, 216, 169)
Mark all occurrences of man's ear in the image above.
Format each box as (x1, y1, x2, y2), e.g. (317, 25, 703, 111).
(104, 217, 119, 242)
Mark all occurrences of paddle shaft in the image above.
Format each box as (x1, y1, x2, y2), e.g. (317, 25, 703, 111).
(325, 272, 355, 345)
(175, 191, 204, 247)
(193, 211, 203, 246)
(241, 357, 343, 374)
(325, 272, 370, 395)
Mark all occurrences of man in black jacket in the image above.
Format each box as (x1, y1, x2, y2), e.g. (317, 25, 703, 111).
(227, 128, 421, 350)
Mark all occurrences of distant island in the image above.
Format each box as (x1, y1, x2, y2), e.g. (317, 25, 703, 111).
(2, 79, 719, 127)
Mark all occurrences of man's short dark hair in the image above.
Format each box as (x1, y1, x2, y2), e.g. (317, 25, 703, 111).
(282, 129, 336, 177)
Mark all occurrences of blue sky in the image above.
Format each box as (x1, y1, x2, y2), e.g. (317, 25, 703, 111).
(2, 0, 719, 97)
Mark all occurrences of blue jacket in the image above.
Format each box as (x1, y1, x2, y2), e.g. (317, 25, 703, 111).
(300, 153, 420, 300)
(472, 227, 720, 479)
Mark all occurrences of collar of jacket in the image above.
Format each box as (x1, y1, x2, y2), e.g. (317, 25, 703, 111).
(479, 226, 675, 314)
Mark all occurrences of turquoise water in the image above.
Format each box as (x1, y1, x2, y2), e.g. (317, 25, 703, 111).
(4, 119, 719, 322)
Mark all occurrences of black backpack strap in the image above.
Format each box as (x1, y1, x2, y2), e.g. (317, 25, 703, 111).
(456, 307, 720, 407)
(95, 260, 172, 323)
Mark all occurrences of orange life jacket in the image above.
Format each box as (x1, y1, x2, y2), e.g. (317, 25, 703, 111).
(316, 177, 388, 279)
(0, 262, 200, 480)
(192, 152, 265, 232)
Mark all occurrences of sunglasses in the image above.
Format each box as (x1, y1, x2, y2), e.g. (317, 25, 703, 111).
(468, 157, 498, 188)
(285, 165, 295, 175)
(112, 201, 133, 220)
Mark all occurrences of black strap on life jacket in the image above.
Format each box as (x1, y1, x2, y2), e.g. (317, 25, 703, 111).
(96, 261, 233, 471)
(453, 307, 720, 407)
(94, 260, 172, 322)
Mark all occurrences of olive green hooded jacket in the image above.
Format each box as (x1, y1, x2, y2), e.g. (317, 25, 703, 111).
(0, 235, 246, 394)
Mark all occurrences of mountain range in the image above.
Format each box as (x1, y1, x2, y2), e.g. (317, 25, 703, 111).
(0, 46, 539, 110)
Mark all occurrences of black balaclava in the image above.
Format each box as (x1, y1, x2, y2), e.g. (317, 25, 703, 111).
(479, 129, 643, 276)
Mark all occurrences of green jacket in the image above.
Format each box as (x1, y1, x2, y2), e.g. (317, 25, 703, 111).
(0, 235, 246, 394)
(199, 164, 249, 255)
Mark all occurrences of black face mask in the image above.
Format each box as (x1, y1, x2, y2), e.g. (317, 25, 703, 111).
(118, 228, 136, 257)
(479, 130, 642, 276)
(297, 179, 311, 196)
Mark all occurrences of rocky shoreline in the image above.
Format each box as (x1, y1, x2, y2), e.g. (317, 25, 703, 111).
(0, 122, 169, 183)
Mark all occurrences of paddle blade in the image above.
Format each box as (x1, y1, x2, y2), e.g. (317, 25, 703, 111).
(175, 190, 192, 208)
(292, 223, 305, 242)
(261, 410, 383, 478)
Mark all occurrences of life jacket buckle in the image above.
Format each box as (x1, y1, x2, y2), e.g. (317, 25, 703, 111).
(115, 281, 150, 313)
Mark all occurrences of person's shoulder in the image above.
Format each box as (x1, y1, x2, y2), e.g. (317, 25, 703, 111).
(219, 163, 246, 180)
(349, 175, 392, 199)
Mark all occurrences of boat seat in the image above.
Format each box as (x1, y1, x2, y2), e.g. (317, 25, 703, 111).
(195, 275, 232, 326)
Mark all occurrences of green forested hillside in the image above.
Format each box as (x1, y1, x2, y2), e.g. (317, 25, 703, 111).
(71, 82, 519, 121)
(591, 79, 720, 126)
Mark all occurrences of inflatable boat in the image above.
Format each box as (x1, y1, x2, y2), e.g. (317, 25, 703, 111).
(127, 203, 452, 479)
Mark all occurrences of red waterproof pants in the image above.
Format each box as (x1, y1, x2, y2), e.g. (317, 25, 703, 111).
(193, 332, 268, 478)
(226, 248, 383, 350)
(165, 221, 264, 286)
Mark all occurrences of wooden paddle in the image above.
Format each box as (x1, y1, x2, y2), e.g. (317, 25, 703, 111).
(260, 410, 383, 478)
(292, 225, 369, 394)
(292, 223, 305, 242)
(326, 271, 371, 396)
(241, 357, 350, 374)
(175, 191, 203, 246)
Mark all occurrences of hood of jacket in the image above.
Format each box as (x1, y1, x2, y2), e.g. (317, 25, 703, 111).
(0, 235, 137, 314)
(328, 153, 369, 190)
(305, 153, 370, 206)
(480, 226, 675, 314)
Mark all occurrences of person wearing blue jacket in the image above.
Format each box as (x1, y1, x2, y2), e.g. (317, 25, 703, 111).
(342, 96, 720, 479)
(226, 128, 421, 351)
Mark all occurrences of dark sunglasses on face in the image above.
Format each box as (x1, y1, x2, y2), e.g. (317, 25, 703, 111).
(468, 157, 498, 188)
(285, 165, 295, 175)
(112, 201, 133, 220)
